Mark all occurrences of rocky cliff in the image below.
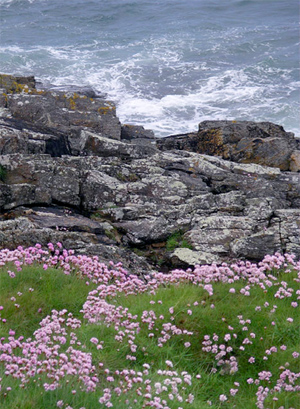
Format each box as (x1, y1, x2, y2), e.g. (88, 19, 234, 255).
(0, 74, 299, 273)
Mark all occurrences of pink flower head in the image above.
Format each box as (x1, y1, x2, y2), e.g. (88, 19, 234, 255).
(219, 394, 227, 402)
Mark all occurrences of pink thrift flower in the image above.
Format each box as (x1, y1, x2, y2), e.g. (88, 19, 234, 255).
(219, 394, 227, 402)
(224, 334, 231, 341)
(8, 270, 16, 278)
(230, 388, 238, 396)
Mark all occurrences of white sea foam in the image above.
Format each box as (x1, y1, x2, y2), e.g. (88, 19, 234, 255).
(0, 0, 42, 4)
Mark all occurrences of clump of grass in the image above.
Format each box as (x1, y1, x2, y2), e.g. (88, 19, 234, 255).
(166, 230, 193, 251)
(0, 245, 299, 409)
(0, 165, 7, 182)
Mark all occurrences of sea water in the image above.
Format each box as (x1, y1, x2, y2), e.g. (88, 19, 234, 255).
(0, 0, 299, 137)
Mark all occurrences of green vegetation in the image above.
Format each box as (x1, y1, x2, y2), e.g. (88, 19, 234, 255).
(115, 171, 139, 182)
(0, 265, 90, 339)
(166, 230, 193, 251)
(0, 250, 299, 409)
(0, 164, 6, 182)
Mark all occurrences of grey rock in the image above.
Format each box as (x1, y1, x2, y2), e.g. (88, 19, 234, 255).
(0, 74, 300, 273)
(0, 117, 70, 156)
(5, 92, 121, 142)
(80, 130, 157, 159)
(171, 248, 222, 266)
(186, 215, 255, 257)
(230, 230, 282, 260)
(0, 215, 152, 274)
(272, 209, 300, 254)
(121, 124, 155, 140)
(157, 120, 299, 171)
(0, 73, 36, 92)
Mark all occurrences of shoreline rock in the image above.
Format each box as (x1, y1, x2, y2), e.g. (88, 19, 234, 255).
(0, 74, 299, 273)
(157, 120, 300, 172)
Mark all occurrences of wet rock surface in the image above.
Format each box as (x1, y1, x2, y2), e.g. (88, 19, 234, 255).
(0, 74, 299, 273)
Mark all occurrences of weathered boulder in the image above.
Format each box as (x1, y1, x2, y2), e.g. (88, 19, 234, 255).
(5, 92, 121, 142)
(79, 130, 157, 159)
(121, 124, 155, 141)
(0, 73, 36, 92)
(157, 120, 299, 171)
(290, 150, 300, 172)
(0, 116, 70, 156)
(0, 73, 121, 146)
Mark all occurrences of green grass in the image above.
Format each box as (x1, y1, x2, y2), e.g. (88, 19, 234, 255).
(0, 165, 6, 182)
(166, 230, 193, 251)
(0, 265, 91, 339)
(0, 261, 299, 409)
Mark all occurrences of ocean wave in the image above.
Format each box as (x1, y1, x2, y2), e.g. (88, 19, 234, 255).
(0, 41, 298, 137)
(0, 0, 43, 5)
(0, 0, 298, 137)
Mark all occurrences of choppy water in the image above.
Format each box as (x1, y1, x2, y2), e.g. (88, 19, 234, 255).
(0, 0, 299, 137)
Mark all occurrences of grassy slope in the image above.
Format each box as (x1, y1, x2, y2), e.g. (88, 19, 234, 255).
(0, 260, 299, 409)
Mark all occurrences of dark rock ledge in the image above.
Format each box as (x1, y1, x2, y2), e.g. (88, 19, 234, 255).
(0, 73, 299, 273)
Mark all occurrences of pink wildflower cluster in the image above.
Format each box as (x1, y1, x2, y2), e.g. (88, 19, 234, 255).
(0, 309, 98, 391)
(0, 245, 299, 408)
